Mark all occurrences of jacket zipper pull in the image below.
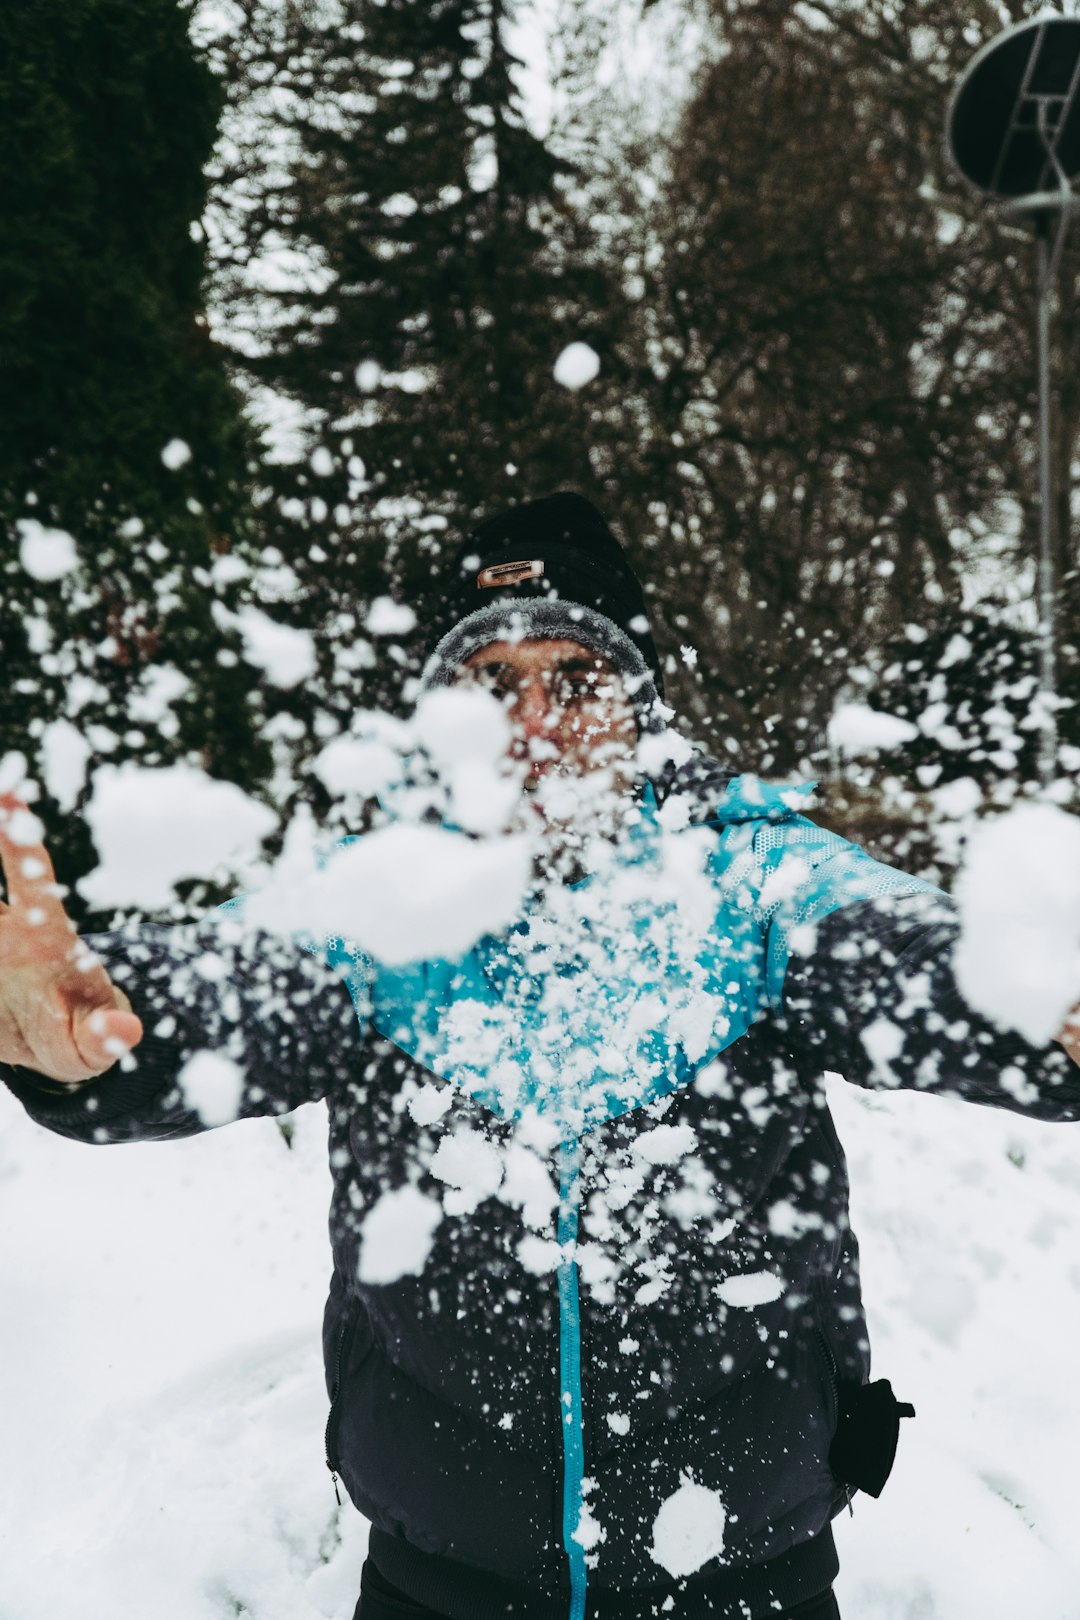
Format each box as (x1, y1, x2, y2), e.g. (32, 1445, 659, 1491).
(327, 1461, 342, 1506)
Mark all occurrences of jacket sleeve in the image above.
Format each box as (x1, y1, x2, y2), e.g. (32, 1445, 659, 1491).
(779, 885, 1080, 1122)
(0, 913, 369, 1144)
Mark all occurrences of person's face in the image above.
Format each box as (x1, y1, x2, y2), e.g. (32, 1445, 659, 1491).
(454, 638, 638, 810)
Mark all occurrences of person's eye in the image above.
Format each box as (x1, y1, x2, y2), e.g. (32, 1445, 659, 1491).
(554, 676, 590, 705)
(468, 668, 512, 699)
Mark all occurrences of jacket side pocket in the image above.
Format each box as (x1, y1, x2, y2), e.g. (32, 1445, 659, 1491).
(828, 1377, 915, 1498)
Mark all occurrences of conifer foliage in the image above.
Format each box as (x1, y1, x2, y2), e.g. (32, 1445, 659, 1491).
(209, 0, 619, 727)
(0, 0, 269, 918)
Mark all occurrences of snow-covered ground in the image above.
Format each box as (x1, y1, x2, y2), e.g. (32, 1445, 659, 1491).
(4, 1069, 1080, 1620)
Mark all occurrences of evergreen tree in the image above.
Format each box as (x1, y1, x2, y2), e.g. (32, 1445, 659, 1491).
(0, 0, 271, 921)
(204, 0, 624, 747)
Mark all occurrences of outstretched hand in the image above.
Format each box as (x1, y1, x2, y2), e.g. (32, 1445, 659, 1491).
(0, 795, 143, 1085)
(1060, 1008, 1080, 1069)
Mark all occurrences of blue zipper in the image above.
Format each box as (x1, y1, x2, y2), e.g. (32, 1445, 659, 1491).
(557, 1134, 587, 1620)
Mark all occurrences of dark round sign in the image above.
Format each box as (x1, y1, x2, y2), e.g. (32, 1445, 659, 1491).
(947, 15, 1080, 198)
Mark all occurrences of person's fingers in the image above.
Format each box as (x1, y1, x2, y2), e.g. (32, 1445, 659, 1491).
(70, 1004, 144, 1072)
(1058, 1005, 1080, 1067)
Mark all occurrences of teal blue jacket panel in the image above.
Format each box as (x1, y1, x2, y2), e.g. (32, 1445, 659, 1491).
(334, 775, 938, 1132)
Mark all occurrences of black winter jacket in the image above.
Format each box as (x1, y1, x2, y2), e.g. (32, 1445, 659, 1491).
(6, 761, 1080, 1620)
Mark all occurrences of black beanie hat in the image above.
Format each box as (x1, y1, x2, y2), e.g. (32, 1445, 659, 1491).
(421, 493, 666, 727)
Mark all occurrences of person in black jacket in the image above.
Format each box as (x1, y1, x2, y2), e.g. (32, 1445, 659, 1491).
(2, 493, 1079, 1620)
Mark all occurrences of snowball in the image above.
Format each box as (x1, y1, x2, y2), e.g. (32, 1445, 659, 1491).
(365, 598, 417, 636)
(553, 342, 601, 390)
(0, 751, 31, 795)
(716, 1271, 785, 1309)
(0, 805, 43, 846)
(517, 1235, 561, 1274)
(930, 776, 982, 820)
(178, 1051, 245, 1127)
(429, 1127, 504, 1215)
(501, 1143, 559, 1229)
(79, 763, 277, 908)
(358, 1186, 442, 1283)
(861, 1018, 905, 1077)
(313, 736, 400, 800)
(954, 805, 1080, 1045)
(244, 823, 532, 967)
(234, 607, 316, 690)
(407, 1083, 454, 1126)
(412, 688, 510, 770)
(573, 1501, 605, 1551)
(412, 688, 518, 834)
(650, 1479, 727, 1577)
(126, 666, 191, 726)
(161, 439, 192, 470)
(16, 519, 78, 582)
(632, 1124, 698, 1165)
(40, 720, 91, 812)
(827, 702, 918, 755)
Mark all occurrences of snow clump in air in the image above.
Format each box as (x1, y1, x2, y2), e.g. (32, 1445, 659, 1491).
(358, 1185, 443, 1283)
(160, 438, 192, 470)
(827, 702, 918, 755)
(0, 751, 30, 796)
(412, 687, 517, 834)
(16, 519, 78, 581)
(553, 341, 601, 390)
(429, 1127, 505, 1216)
(78, 762, 278, 908)
(365, 597, 417, 636)
(650, 1477, 727, 1577)
(233, 605, 317, 690)
(715, 1270, 785, 1309)
(313, 733, 401, 803)
(178, 1050, 245, 1127)
(245, 822, 532, 966)
(954, 804, 1080, 1046)
(40, 720, 92, 812)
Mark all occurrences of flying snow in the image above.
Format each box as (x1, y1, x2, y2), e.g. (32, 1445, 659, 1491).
(716, 1271, 785, 1309)
(553, 342, 601, 390)
(78, 763, 277, 908)
(412, 687, 518, 834)
(232, 605, 317, 690)
(827, 702, 918, 755)
(178, 1050, 245, 1127)
(650, 1478, 727, 1577)
(954, 804, 1080, 1045)
(429, 1127, 505, 1216)
(16, 519, 78, 581)
(40, 719, 92, 812)
(243, 822, 533, 966)
(365, 597, 417, 636)
(161, 438, 192, 469)
(358, 1186, 443, 1284)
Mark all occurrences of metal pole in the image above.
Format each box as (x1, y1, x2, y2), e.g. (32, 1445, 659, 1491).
(1035, 214, 1059, 789)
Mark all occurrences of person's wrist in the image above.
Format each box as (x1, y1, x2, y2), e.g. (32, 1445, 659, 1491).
(9, 1063, 96, 1095)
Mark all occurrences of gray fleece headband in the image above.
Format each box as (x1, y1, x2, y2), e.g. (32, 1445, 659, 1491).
(420, 598, 668, 735)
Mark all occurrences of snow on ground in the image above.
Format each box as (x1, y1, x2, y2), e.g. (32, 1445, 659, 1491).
(5, 1070, 1080, 1617)
(0, 1100, 368, 1620)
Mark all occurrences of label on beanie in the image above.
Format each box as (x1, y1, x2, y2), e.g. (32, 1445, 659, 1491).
(477, 559, 544, 588)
